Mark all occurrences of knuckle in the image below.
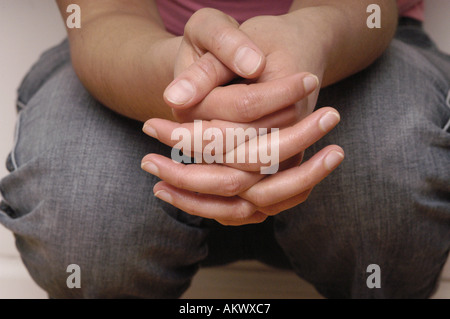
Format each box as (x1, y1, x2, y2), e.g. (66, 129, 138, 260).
(301, 174, 316, 190)
(209, 26, 236, 52)
(231, 200, 254, 222)
(282, 82, 299, 103)
(183, 18, 195, 37)
(186, 8, 213, 30)
(249, 212, 269, 224)
(249, 191, 270, 208)
(187, 8, 232, 48)
(174, 168, 188, 189)
(192, 57, 219, 87)
(221, 173, 244, 196)
(234, 89, 260, 122)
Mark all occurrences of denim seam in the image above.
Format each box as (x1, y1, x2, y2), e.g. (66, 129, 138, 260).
(16, 39, 70, 110)
(444, 90, 450, 132)
(10, 111, 22, 171)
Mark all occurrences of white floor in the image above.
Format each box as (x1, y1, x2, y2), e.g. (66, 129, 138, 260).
(1, 0, 450, 299)
(0, 253, 449, 299)
(183, 261, 450, 299)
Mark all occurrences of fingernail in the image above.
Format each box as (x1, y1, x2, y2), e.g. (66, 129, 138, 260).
(143, 124, 158, 139)
(303, 74, 319, 93)
(165, 79, 194, 105)
(324, 150, 344, 171)
(235, 46, 263, 76)
(319, 111, 340, 132)
(141, 161, 159, 176)
(154, 190, 173, 204)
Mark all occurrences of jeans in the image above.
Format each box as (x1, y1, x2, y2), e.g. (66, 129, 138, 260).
(1, 21, 450, 299)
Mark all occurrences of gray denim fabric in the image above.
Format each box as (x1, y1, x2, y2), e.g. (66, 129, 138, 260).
(1, 21, 449, 299)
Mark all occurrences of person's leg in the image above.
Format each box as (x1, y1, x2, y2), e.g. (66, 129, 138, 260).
(274, 23, 450, 298)
(0, 40, 209, 298)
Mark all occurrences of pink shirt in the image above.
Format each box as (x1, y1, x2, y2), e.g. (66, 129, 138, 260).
(156, 0, 424, 36)
(397, 0, 424, 21)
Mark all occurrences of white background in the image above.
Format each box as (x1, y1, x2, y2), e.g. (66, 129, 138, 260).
(1, 0, 450, 299)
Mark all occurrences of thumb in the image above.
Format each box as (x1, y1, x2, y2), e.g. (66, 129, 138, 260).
(164, 51, 235, 109)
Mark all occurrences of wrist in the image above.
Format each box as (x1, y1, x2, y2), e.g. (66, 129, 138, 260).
(280, 7, 336, 86)
(143, 35, 183, 85)
(283, 2, 397, 86)
(67, 11, 181, 121)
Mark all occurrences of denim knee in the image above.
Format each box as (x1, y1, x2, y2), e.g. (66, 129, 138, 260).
(0, 61, 207, 298)
(274, 38, 450, 298)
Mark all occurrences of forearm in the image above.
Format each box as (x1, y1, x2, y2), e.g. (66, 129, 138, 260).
(285, 0, 398, 87)
(57, 0, 180, 122)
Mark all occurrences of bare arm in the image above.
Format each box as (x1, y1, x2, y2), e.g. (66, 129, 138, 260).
(286, 0, 398, 87)
(56, 0, 181, 122)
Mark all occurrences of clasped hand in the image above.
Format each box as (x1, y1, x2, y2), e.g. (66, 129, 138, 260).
(141, 8, 344, 225)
